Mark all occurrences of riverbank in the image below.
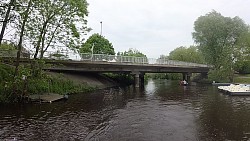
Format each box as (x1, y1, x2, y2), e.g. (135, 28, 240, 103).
(0, 63, 118, 103)
(46, 71, 117, 89)
(234, 74, 250, 84)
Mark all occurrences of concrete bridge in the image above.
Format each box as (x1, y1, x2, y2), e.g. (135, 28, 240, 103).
(0, 50, 212, 87)
(44, 59, 210, 87)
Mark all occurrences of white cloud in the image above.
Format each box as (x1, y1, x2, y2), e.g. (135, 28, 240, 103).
(85, 0, 250, 58)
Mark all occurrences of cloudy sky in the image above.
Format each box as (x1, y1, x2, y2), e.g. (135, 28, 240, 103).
(85, 0, 250, 58)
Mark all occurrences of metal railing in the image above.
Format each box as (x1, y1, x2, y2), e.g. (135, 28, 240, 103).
(0, 49, 211, 67)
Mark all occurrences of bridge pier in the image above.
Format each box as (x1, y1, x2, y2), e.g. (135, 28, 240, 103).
(182, 72, 192, 83)
(133, 72, 144, 88)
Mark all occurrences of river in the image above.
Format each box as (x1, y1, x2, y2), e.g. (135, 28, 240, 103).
(1, 79, 250, 140)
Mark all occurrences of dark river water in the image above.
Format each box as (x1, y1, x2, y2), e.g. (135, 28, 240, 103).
(1, 79, 250, 141)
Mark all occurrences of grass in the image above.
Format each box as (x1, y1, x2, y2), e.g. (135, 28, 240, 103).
(233, 74, 250, 84)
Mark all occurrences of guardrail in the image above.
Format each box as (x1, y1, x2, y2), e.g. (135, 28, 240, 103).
(0, 50, 211, 67)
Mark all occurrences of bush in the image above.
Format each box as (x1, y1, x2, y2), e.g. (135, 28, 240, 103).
(0, 63, 95, 103)
(238, 61, 250, 74)
(208, 68, 232, 82)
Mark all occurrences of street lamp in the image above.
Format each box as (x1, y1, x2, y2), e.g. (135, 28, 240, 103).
(100, 21, 102, 36)
(91, 43, 95, 61)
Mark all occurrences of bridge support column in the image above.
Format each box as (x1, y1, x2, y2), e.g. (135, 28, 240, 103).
(182, 73, 192, 83)
(135, 73, 140, 88)
(133, 72, 144, 88)
(140, 73, 145, 87)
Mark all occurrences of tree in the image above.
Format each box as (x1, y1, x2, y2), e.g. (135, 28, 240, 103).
(234, 29, 250, 73)
(168, 46, 205, 64)
(0, 42, 15, 50)
(80, 33, 115, 55)
(192, 11, 248, 82)
(14, 0, 32, 77)
(24, 0, 90, 59)
(0, 0, 15, 45)
(117, 48, 146, 57)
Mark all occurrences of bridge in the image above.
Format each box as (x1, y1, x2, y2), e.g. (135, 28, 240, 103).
(0, 50, 211, 87)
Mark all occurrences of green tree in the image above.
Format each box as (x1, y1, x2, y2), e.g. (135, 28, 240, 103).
(0, 42, 15, 50)
(193, 11, 248, 82)
(14, 0, 32, 77)
(24, 0, 90, 59)
(168, 46, 205, 64)
(117, 48, 146, 57)
(0, 0, 15, 45)
(234, 29, 250, 73)
(80, 33, 115, 55)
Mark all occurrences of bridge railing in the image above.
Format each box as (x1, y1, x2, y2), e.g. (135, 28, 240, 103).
(80, 53, 149, 64)
(0, 49, 211, 68)
(79, 53, 209, 67)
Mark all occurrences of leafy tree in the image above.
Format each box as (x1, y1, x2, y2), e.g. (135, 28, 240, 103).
(0, 42, 15, 50)
(193, 11, 248, 82)
(168, 46, 205, 64)
(23, 0, 90, 59)
(117, 48, 146, 57)
(80, 33, 115, 55)
(0, 0, 15, 45)
(158, 54, 168, 59)
(234, 28, 250, 72)
(14, 0, 32, 77)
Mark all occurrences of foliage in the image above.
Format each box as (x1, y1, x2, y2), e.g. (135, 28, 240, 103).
(148, 73, 169, 79)
(0, 0, 15, 45)
(168, 46, 205, 64)
(0, 63, 95, 103)
(80, 33, 115, 55)
(48, 52, 69, 60)
(234, 30, 250, 72)
(1, 0, 90, 59)
(26, 74, 95, 95)
(192, 10, 249, 82)
(0, 63, 14, 82)
(234, 74, 250, 83)
(207, 68, 232, 82)
(158, 55, 168, 59)
(235, 61, 250, 74)
(147, 73, 182, 80)
(117, 48, 147, 57)
(0, 42, 16, 50)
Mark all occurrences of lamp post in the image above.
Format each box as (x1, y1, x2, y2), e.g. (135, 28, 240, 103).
(100, 21, 102, 36)
(91, 43, 94, 61)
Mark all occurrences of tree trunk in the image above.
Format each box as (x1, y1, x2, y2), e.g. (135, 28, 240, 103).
(33, 20, 48, 59)
(0, 0, 15, 45)
(40, 19, 61, 59)
(14, 0, 32, 77)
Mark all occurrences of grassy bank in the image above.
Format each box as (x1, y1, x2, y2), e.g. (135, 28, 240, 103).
(0, 63, 95, 103)
(233, 74, 250, 84)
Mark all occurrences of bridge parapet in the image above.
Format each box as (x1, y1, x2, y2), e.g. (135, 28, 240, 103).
(79, 53, 211, 68)
(0, 50, 212, 68)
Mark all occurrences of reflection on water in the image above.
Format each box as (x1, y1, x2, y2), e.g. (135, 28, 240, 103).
(1, 79, 250, 140)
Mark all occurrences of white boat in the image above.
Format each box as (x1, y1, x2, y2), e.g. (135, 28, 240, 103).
(218, 84, 250, 96)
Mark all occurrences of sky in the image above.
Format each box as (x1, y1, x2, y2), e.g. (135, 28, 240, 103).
(85, 0, 250, 58)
